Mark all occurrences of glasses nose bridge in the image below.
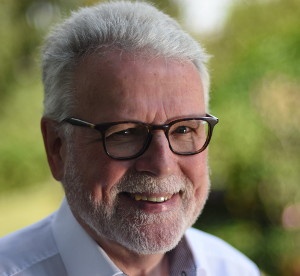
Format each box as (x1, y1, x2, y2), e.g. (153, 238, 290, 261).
(144, 124, 172, 154)
(145, 124, 171, 151)
(148, 124, 170, 138)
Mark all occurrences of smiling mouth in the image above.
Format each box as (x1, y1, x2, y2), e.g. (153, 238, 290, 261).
(129, 193, 172, 203)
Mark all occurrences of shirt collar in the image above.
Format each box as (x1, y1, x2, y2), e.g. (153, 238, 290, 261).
(51, 199, 124, 276)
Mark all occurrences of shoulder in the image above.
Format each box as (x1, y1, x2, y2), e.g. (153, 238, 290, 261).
(185, 228, 260, 275)
(0, 214, 65, 276)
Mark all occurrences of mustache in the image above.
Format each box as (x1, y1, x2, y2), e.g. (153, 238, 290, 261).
(115, 172, 188, 195)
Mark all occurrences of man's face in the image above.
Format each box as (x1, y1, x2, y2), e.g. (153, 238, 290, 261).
(61, 52, 210, 255)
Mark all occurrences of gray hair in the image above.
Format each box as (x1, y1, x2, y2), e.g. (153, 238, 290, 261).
(42, 1, 210, 121)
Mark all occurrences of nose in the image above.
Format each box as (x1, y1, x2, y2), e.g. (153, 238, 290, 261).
(134, 131, 178, 177)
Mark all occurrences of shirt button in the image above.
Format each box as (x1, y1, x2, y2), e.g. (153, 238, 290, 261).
(181, 272, 187, 276)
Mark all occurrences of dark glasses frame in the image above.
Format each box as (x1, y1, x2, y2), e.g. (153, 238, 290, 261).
(61, 114, 219, 160)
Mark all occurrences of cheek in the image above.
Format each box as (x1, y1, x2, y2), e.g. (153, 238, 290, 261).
(65, 133, 132, 202)
(181, 152, 209, 196)
(78, 152, 132, 201)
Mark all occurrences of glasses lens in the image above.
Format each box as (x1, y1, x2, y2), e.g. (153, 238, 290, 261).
(169, 119, 209, 154)
(104, 123, 149, 158)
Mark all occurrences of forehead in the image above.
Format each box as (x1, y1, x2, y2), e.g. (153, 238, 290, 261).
(73, 51, 205, 123)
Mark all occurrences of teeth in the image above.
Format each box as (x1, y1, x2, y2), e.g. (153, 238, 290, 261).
(134, 194, 142, 201)
(131, 194, 171, 202)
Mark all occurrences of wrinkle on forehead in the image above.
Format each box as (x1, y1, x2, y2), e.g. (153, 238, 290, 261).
(72, 51, 205, 123)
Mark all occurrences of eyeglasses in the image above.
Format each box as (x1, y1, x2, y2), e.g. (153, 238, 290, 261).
(62, 114, 218, 160)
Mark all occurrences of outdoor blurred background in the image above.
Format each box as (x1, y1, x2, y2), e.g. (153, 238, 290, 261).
(0, 0, 299, 275)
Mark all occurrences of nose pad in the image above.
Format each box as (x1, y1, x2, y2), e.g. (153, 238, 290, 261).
(134, 131, 177, 177)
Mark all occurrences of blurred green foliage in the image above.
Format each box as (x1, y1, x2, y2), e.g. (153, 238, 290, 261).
(0, 0, 299, 275)
(196, 0, 300, 275)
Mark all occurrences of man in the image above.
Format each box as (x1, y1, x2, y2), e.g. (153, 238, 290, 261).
(0, 1, 259, 275)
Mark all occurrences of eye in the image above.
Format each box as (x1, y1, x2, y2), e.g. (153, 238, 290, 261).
(113, 128, 136, 136)
(174, 125, 191, 134)
(106, 128, 138, 140)
(170, 120, 202, 137)
(105, 123, 148, 142)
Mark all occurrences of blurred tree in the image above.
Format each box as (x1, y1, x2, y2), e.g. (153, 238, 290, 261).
(195, 0, 300, 275)
(0, 0, 83, 191)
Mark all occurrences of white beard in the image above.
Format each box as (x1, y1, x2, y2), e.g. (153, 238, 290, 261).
(62, 147, 209, 255)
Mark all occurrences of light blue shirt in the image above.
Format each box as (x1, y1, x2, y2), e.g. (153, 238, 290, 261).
(0, 199, 260, 276)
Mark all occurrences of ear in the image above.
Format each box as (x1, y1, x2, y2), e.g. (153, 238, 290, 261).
(41, 117, 65, 181)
